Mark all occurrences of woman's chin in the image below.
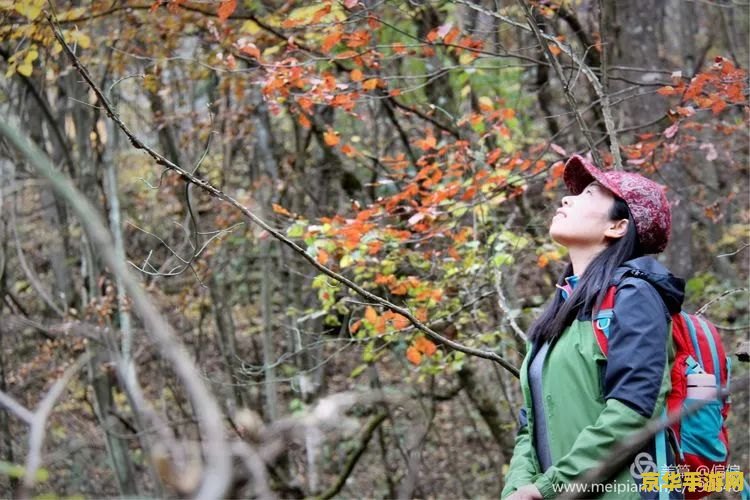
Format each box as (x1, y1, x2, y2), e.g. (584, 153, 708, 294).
(548, 228, 568, 246)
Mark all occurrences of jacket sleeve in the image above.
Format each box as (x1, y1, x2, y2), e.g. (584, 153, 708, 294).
(532, 278, 671, 498)
(501, 407, 540, 498)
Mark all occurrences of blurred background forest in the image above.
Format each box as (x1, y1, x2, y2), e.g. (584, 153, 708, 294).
(0, 0, 748, 498)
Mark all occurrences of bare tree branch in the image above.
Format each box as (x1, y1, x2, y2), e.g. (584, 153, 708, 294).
(23, 352, 91, 491)
(454, 0, 624, 169)
(0, 112, 232, 498)
(315, 410, 388, 500)
(0, 391, 34, 425)
(47, 16, 519, 377)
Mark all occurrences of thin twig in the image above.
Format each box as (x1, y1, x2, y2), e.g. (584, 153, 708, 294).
(23, 352, 92, 490)
(717, 242, 750, 258)
(696, 287, 747, 316)
(455, 0, 623, 169)
(493, 271, 527, 341)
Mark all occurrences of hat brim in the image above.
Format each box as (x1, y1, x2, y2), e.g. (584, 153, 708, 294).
(563, 155, 624, 199)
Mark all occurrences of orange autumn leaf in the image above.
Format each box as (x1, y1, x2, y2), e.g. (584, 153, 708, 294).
(272, 203, 292, 217)
(486, 148, 502, 165)
(346, 30, 371, 48)
(350, 319, 362, 333)
(414, 336, 437, 356)
(350, 68, 364, 82)
(392, 42, 407, 54)
(240, 44, 261, 60)
(281, 18, 299, 29)
(711, 99, 727, 115)
(297, 96, 314, 112)
(217, 0, 237, 22)
(311, 4, 331, 23)
(391, 314, 410, 330)
(375, 274, 395, 286)
(321, 30, 342, 53)
(406, 346, 422, 365)
(443, 27, 460, 45)
(367, 15, 380, 30)
(362, 78, 379, 91)
(298, 113, 311, 128)
(324, 129, 340, 146)
(365, 306, 378, 325)
(415, 135, 437, 151)
(657, 86, 676, 96)
(317, 249, 329, 265)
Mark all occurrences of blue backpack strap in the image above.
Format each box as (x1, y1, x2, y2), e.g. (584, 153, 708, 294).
(592, 286, 616, 356)
(655, 408, 669, 500)
(725, 355, 732, 403)
(682, 312, 704, 367)
(697, 316, 722, 388)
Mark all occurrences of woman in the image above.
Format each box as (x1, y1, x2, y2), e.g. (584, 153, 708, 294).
(501, 155, 685, 499)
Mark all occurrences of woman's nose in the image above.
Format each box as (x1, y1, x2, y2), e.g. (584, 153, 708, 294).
(561, 196, 572, 206)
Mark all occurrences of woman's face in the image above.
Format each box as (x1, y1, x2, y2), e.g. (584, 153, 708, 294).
(549, 182, 620, 249)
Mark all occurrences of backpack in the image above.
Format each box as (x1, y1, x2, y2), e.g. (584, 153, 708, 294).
(593, 284, 733, 499)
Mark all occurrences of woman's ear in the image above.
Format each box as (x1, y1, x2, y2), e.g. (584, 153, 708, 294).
(604, 219, 629, 240)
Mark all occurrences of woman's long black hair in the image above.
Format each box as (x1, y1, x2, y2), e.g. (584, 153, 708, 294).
(527, 197, 643, 345)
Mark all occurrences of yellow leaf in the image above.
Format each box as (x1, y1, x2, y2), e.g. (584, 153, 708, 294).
(57, 7, 87, 21)
(66, 30, 91, 49)
(25, 48, 39, 64)
(262, 45, 281, 57)
(17, 61, 33, 77)
(241, 20, 261, 34)
(14, 0, 44, 20)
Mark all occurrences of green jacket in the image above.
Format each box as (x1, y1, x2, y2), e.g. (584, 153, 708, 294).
(501, 258, 684, 499)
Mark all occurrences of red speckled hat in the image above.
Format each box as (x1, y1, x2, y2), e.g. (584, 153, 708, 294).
(563, 155, 671, 254)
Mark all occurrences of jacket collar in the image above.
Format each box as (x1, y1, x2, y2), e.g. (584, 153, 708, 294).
(555, 275, 579, 301)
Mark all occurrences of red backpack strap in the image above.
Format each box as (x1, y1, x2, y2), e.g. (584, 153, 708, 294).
(593, 285, 617, 357)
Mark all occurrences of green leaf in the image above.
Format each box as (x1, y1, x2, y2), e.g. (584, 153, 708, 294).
(0, 460, 49, 482)
(349, 363, 368, 378)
